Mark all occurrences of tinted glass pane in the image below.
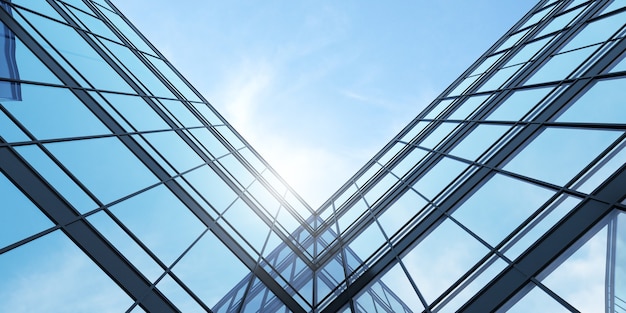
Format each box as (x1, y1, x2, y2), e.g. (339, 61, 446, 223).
(173, 230, 250, 309)
(45, 137, 159, 203)
(556, 78, 626, 124)
(15, 145, 98, 213)
(402, 218, 489, 304)
(2, 84, 110, 139)
(504, 127, 621, 185)
(0, 171, 53, 249)
(0, 230, 132, 312)
(110, 184, 205, 265)
(452, 173, 554, 246)
(486, 86, 552, 121)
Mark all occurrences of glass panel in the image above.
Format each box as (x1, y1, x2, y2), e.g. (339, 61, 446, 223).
(402, 218, 489, 304)
(525, 45, 597, 85)
(503, 195, 581, 259)
(501, 282, 569, 312)
(448, 76, 479, 97)
(0, 109, 29, 142)
(363, 172, 398, 206)
(100, 92, 169, 131)
(575, 139, 626, 194)
(19, 10, 134, 92)
(447, 94, 490, 120)
(160, 99, 204, 127)
(519, 6, 552, 30)
(221, 199, 270, 255)
(218, 154, 254, 188)
(66, 5, 120, 43)
(95, 6, 155, 54)
(156, 274, 206, 312)
(539, 211, 625, 313)
(390, 147, 427, 179)
(0, 230, 133, 312)
(87, 211, 163, 282)
(100, 39, 175, 98)
(412, 157, 469, 200)
(355, 263, 424, 313)
(556, 77, 626, 124)
(419, 122, 459, 149)
(145, 54, 202, 102)
(561, 10, 626, 52)
(2, 84, 110, 139)
(11, 0, 65, 20)
(495, 29, 529, 53)
(182, 164, 238, 214)
(452, 173, 555, 246)
(449, 124, 511, 161)
(486, 86, 552, 121)
(424, 99, 452, 119)
(142, 131, 204, 173)
(399, 121, 428, 143)
(0, 170, 53, 249)
(347, 221, 386, 262)
(110, 184, 205, 266)
(535, 7, 585, 38)
(45, 137, 159, 204)
(476, 63, 523, 92)
(436, 255, 508, 312)
(15, 145, 98, 213)
(503, 127, 621, 186)
(188, 128, 230, 158)
(609, 53, 626, 73)
(172, 230, 250, 309)
(600, 0, 626, 16)
(0, 23, 60, 85)
(378, 189, 428, 239)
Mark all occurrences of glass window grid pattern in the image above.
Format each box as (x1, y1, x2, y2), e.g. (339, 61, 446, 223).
(2, 0, 626, 312)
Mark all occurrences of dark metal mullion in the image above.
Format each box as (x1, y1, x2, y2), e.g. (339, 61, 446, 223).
(461, 164, 626, 312)
(0, 142, 177, 312)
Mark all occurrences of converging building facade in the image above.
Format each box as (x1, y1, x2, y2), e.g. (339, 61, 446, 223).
(1, 0, 625, 312)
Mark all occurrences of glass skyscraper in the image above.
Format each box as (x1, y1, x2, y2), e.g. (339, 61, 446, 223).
(1, 0, 625, 312)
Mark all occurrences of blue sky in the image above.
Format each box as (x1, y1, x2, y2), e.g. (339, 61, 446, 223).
(114, 1, 536, 208)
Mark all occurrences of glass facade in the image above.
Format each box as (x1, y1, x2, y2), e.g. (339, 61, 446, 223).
(1, 0, 625, 312)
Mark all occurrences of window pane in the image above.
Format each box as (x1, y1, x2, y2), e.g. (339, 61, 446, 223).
(45, 137, 159, 204)
(0, 170, 53, 249)
(503, 127, 621, 186)
(402, 218, 489, 304)
(556, 78, 626, 124)
(0, 230, 133, 312)
(452, 173, 554, 246)
(110, 184, 205, 265)
(172, 230, 250, 309)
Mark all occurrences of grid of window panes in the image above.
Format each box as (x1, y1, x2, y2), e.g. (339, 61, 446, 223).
(2, 0, 626, 312)
(313, 0, 626, 312)
(0, 0, 316, 312)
